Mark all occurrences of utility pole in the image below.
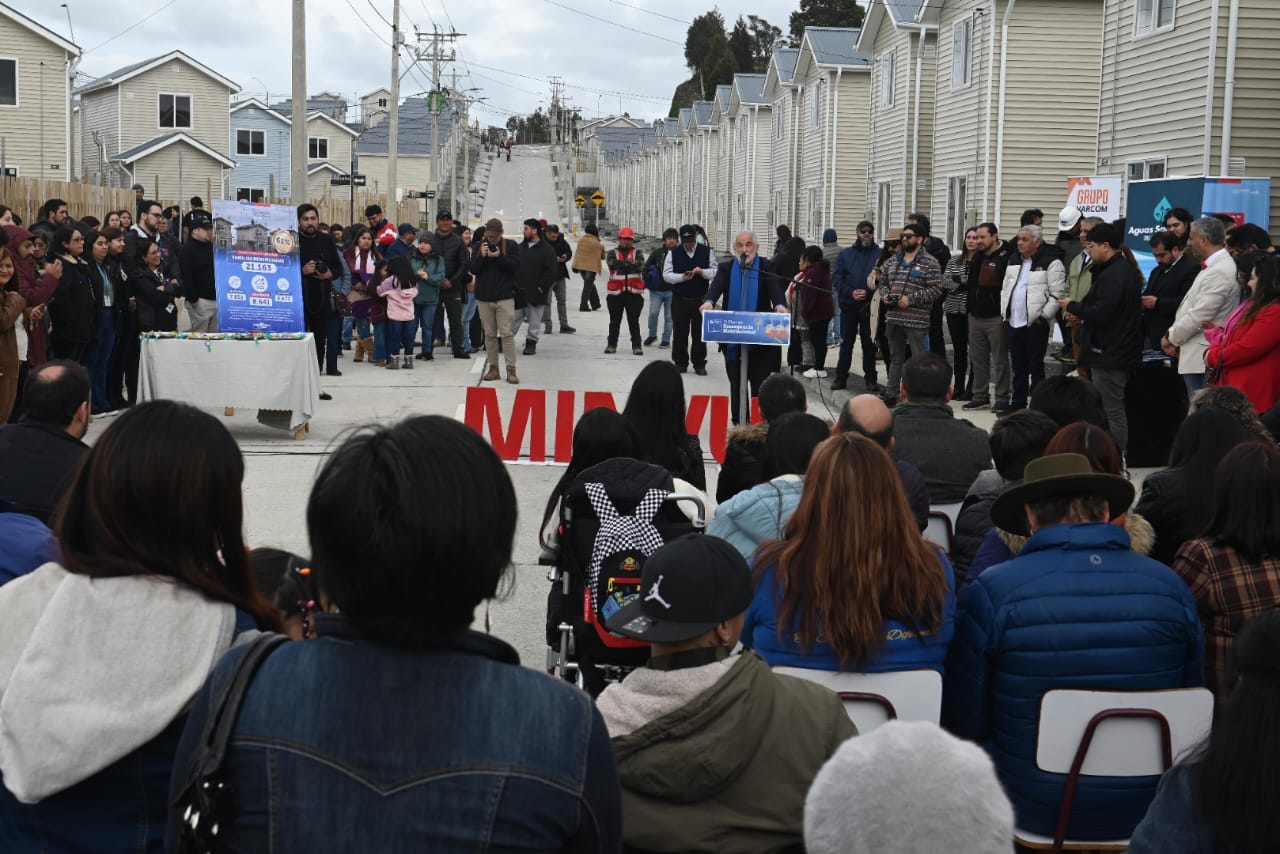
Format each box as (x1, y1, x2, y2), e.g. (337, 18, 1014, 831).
(387, 0, 401, 211)
(412, 27, 464, 209)
(450, 67, 458, 216)
(290, 0, 307, 204)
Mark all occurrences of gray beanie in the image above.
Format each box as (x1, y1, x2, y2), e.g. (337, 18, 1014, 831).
(804, 721, 1014, 854)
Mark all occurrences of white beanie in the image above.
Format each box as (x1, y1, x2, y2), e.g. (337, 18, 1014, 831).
(804, 721, 1014, 854)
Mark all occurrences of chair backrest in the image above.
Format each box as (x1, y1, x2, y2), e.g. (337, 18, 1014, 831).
(773, 667, 942, 733)
(924, 511, 954, 554)
(1035, 688, 1214, 776)
(931, 501, 963, 528)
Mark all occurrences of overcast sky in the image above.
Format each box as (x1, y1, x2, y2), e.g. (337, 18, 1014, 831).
(13, 0, 799, 124)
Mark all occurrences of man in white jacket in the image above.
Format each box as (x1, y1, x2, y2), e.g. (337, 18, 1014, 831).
(1163, 217, 1238, 396)
(1000, 225, 1066, 412)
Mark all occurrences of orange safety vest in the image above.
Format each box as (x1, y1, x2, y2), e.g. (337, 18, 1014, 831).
(607, 249, 644, 295)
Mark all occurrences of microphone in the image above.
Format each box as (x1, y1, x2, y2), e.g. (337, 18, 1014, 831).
(739, 253, 749, 266)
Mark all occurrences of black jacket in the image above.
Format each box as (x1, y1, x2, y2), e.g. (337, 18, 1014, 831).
(131, 265, 178, 332)
(427, 228, 471, 293)
(705, 257, 786, 311)
(469, 238, 520, 302)
(771, 237, 806, 282)
(299, 230, 343, 319)
(178, 238, 215, 301)
(922, 236, 952, 271)
(515, 239, 558, 307)
(547, 235, 573, 280)
(645, 246, 673, 292)
(1067, 254, 1144, 370)
(1142, 254, 1197, 350)
(0, 422, 88, 525)
(967, 244, 1014, 319)
(48, 255, 98, 346)
(716, 423, 768, 504)
(1133, 467, 1190, 567)
(890, 400, 991, 504)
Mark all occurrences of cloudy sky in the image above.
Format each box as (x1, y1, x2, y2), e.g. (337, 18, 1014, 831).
(13, 0, 799, 124)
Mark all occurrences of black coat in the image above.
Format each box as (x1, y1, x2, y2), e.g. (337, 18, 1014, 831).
(547, 235, 573, 280)
(1067, 254, 1144, 371)
(48, 255, 98, 346)
(427, 228, 471, 290)
(131, 265, 178, 332)
(716, 423, 767, 504)
(515, 239, 558, 307)
(179, 239, 216, 301)
(0, 422, 88, 525)
(299, 231, 343, 320)
(705, 257, 786, 311)
(469, 238, 520, 302)
(1142, 254, 1197, 350)
(1133, 467, 1190, 567)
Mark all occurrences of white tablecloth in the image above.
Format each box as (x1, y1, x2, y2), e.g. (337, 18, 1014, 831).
(138, 335, 321, 431)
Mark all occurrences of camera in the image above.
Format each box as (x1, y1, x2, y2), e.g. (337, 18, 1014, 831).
(486, 242, 500, 254)
(313, 261, 329, 275)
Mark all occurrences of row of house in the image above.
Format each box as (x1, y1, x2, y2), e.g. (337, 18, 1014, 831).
(0, 3, 467, 208)
(589, 0, 1279, 250)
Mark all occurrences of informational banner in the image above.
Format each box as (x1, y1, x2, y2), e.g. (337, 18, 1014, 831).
(212, 200, 306, 333)
(701, 310, 791, 347)
(1065, 176, 1123, 223)
(1125, 177, 1271, 275)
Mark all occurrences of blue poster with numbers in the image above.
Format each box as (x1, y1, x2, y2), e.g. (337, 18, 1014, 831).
(212, 200, 306, 333)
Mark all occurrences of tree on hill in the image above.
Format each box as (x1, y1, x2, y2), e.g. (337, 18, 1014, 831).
(789, 0, 865, 43)
(671, 8, 783, 112)
(730, 15, 784, 74)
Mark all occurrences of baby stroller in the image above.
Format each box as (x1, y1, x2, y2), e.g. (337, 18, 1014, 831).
(542, 457, 707, 697)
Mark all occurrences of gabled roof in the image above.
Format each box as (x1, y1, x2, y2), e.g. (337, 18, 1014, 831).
(801, 27, 871, 69)
(732, 74, 768, 107)
(109, 133, 236, 168)
(307, 162, 349, 176)
(272, 96, 348, 120)
(772, 49, 800, 85)
(886, 0, 928, 24)
(230, 98, 292, 127)
(361, 87, 391, 99)
(354, 97, 460, 155)
(0, 4, 79, 55)
(77, 50, 238, 95)
(714, 85, 732, 112)
(692, 100, 715, 129)
(306, 111, 359, 137)
(678, 107, 693, 132)
(856, 0, 939, 53)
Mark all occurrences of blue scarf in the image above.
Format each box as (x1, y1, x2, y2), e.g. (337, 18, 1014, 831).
(726, 255, 760, 360)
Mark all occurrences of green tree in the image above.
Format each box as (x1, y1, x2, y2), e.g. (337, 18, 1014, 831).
(789, 0, 864, 43)
(746, 15, 783, 70)
(728, 18, 754, 74)
(685, 9, 727, 73)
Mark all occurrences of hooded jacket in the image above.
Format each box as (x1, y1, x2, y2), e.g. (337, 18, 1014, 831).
(707, 474, 804, 558)
(597, 651, 854, 853)
(999, 243, 1066, 326)
(1066, 253, 1145, 371)
(715, 422, 769, 503)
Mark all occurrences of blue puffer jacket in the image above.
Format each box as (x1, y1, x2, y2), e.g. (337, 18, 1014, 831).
(707, 475, 803, 559)
(943, 522, 1203, 841)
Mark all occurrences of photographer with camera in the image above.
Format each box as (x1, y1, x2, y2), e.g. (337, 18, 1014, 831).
(299, 204, 348, 386)
(468, 217, 520, 384)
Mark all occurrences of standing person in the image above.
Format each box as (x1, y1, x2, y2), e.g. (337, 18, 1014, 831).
(367, 260, 391, 368)
(6, 227, 59, 382)
(425, 211, 471, 360)
(409, 235, 444, 362)
(364, 203, 397, 250)
(1000, 225, 1066, 413)
(179, 196, 206, 242)
(1164, 217, 1239, 396)
(701, 231, 788, 424)
(124, 200, 159, 272)
(906, 213, 951, 359)
(771, 225, 804, 283)
(469, 218, 520, 384)
(48, 225, 96, 365)
(541, 224, 575, 335)
(942, 227, 978, 400)
(572, 223, 605, 311)
(178, 214, 216, 333)
(644, 228, 677, 347)
(130, 242, 179, 333)
(1061, 216, 1103, 371)
(82, 231, 117, 415)
(1060, 222, 1144, 454)
(0, 247, 26, 423)
(102, 228, 131, 409)
(298, 204, 345, 379)
(384, 223, 417, 261)
(1163, 206, 1194, 247)
(1142, 230, 1197, 350)
(512, 219, 557, 356)
(880, 223, 944, 406)
(153, 216, 182, 295)
(831, 221, 882, 392)
(963, 222, 1014, 412)
(604, 226, 646, 356)
(1203, 252, 1280, 415)
(795, 245, 835, 379)
(342, 227, 380, 363)
(458, 226, 481, 353)
(377, 256, 419, 370)
(663, 224, 715, 375)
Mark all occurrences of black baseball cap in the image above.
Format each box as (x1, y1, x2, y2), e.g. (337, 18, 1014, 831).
(679, 224, 698, 242)
(604, 534, 754, 644)
(397, 222, 419, 235)
(189, 216, 212, 230)
(436, 210, 453, 221)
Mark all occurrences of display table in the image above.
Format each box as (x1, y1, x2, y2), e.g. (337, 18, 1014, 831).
(138, 333, 321, 438)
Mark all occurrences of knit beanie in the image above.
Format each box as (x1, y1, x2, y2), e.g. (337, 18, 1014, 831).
(804, 721, 1014, 854)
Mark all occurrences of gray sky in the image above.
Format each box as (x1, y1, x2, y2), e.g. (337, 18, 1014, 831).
(12, 0, 799, 124)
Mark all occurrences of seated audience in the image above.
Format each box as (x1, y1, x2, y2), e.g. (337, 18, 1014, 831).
(745, 432, 955, 673)
(953, 410, 1059, 581)
(167, 416, 622, 851)
(805, 721, 1014, 854)
(1173, 442, 1280, 697)
(0, 401, 281, 852)
(0, 508, 58, 585)
(708, 412, 831, 558)
(1129, 612, 1280, 853)
(1188, 384, 1273, 443)
(0, 360, 90, 524)
(890, 353, 991, 503)
(835, 393, 930, 531)
(1204, 253, 1280, 417)
(716, 373, 807, 503)
(945, 452, 1203, 841)
(247, 546, 314, 641)
(1135, 408, 1264, 566)
(623, 360, 707, 491)
(1028, 373, 1109, 430)
(596, 534, 854, 853)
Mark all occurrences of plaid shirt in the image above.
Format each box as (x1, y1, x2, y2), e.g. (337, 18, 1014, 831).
(881, 249, 943, 329)
(1173, 537, 1280, 696)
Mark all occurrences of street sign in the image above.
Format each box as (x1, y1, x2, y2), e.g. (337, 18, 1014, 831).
(426, 190, 437, 199)
(590, 190, 605, 207)
(329, 175, 351, 187)
(405, 190, 423, 199)
(352, 174, 366, 187)
(575, 194, 585, 208)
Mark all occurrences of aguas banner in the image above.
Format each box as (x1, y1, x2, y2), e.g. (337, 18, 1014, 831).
(212, 200, 306, 333)
(1125, 177, 1271, 275)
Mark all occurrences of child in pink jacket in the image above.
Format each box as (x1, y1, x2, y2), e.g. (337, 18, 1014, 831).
(377, 256, 419, 369)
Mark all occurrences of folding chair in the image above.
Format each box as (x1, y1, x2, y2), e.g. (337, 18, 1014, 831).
(1014, 687, 1214, 853)
(924, 510, 954, 554)
(772, 668, 942, 734)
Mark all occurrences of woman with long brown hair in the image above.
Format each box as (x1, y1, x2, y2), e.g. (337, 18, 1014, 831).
(0, 247, 27, 422)
(744, 431, 955, 672)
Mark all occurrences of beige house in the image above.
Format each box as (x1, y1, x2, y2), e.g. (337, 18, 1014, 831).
(1097, 0, 1280, 225)
(710, 88, 734, 247)
(0, 5, 80, 179)
(78, 50, 238, 201)
(305, 111, 357, 198)
(762, 48, 800, 235)
(728, 74, 773, 243)
(359, 87, 391, 128)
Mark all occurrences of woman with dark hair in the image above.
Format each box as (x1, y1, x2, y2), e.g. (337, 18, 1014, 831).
(572, 223, 605, 311)
(167, 415, 623, 851)
(1188, 383, 1272, 443)
(1172, 442, 1280, 696)
(130, 239, 178, 333)
(792, 245, 835, 378)
(82, 230, 117, 414)
(342, 225, 380, 362)
(247, 546, 315, 641)
(745, 432, 955, 673)
(622, 360, 707, 490)
(0, 401, 281, 851)
(102, 226, 133, 408)
(1129, 611, 1280, 852)
(1136, 408, 1265, 566)
(47, 224, 96, 364)
(1163, 207, 1194, 246)
(0, 247, 27, 422)
(1204, 253, 1280, 415)
(942, 227, 978, 400)
(102, 210, 122, 231)
(539, 407, 641, 549)
(708, 412, 831, 558)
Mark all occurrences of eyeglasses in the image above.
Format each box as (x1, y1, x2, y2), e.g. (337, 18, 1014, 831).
(858, 228, 874, 235)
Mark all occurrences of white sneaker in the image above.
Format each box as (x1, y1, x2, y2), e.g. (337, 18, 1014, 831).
(802, 368, 828, 379)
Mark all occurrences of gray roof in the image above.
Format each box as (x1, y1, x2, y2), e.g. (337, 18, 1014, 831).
(273, 97, 348, 119)
(692, 100, 714, 127)
(109, 132, 236, 167)
(678, 107, 693, 131)
(595, 125, 654, 160)
(355, 97, 460, 155)
(886, 0, 926, 23)
(733, 74, 768, 105)
(772, 48, 800, 84)
(804, 27, 870, 67)
(76, 50, 236, 95)
(714, 85, 732, 112)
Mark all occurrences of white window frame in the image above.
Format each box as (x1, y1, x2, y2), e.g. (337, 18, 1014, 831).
(235, 129, 265, 156)
(877, 181, 893, 239)
(808, 186, 820, 238)
(1126, 156, 1168, 181)
(809, 80, 824, 129)
(946, 175, 968, 248)
(0, 58, 18, 108)
(1134, 0, 1176, 37)
(158, 93, 193, 130)
(951, 17, 973, 89)
(235, 187, 265, 203)
(880, 52, 896, 108)
(308, 136, 329, 160)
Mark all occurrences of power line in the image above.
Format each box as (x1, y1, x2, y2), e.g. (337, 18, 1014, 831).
(83, 0, 181, 54)
(366, 0, 392, 27)
(606, 0, 690, 24)
(341, 0, 392, 46)
(539, 0, 683, 45)
(464, 60, 668, 103)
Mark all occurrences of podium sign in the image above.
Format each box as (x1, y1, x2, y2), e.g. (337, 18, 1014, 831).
(701, 310, 791, 347)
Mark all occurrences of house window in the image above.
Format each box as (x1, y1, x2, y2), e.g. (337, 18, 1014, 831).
(947, 175, 968, 248)
(377, 97, 388, 108)
(1127, 157, 1167, 181)
(0, 59, 16, 107)
(808, 187, 820, 238)
(1135, 0, 1175, 35)
(880, 52, 896, 108)
(235, 187, 265, 203)
(159, 93, 192, 129)
(877, 182, 893, 238)
(952, 18, 973, 88)
(809, 80, 824, 129)
(236, 129, 265, 156)
(309, 137, 328, 159)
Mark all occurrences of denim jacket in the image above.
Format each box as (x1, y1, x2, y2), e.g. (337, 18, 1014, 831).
(166, 616, 622, 853)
